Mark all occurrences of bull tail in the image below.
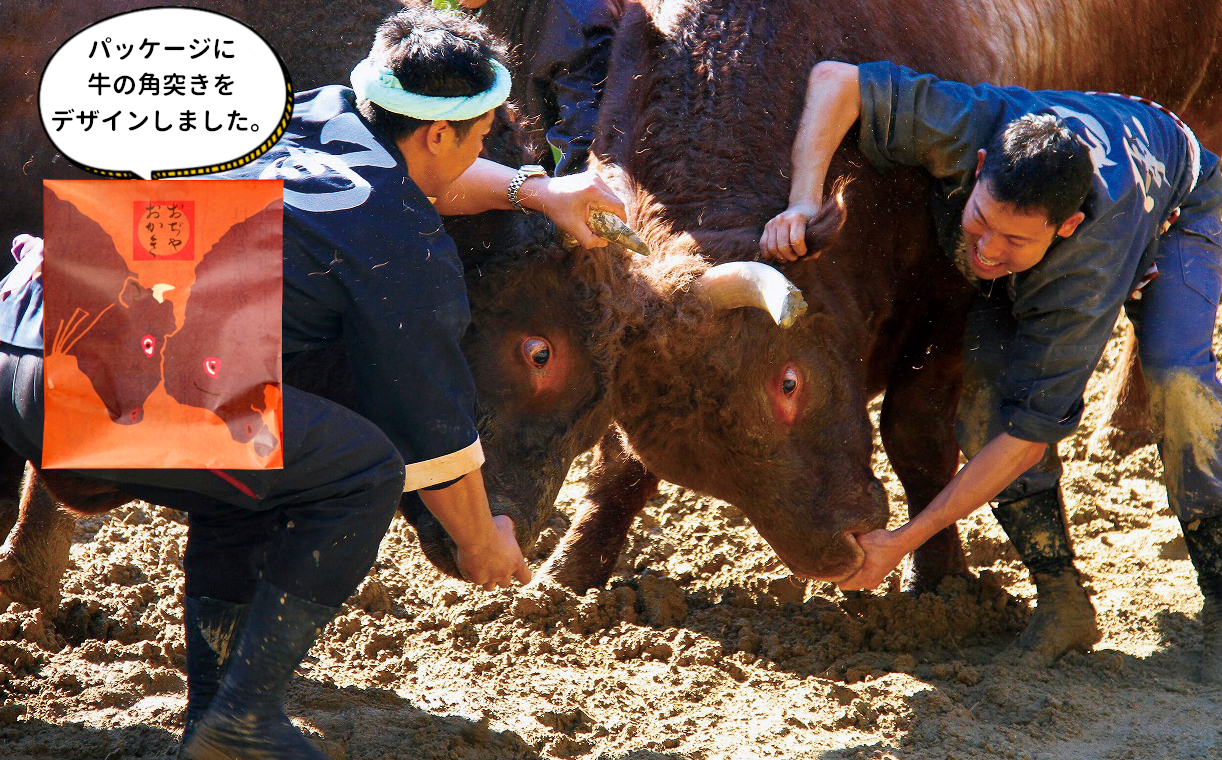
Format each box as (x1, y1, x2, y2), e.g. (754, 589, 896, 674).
(804, 177, 850, 256)
(52, 308, 88, 355)
(56, 304, 113, 357)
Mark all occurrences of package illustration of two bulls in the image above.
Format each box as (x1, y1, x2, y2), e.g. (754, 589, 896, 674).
(42, 180, 283, 469)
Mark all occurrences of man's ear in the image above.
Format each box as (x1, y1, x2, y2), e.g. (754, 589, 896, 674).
(974, 149, 986, 178)
(1056, 211, 1086, 239)
(424, 120, 451, 156)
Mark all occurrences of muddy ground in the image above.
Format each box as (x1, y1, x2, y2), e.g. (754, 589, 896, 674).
(2, 317, 1221, 760)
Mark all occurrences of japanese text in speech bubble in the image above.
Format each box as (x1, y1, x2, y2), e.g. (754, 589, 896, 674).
(39, 7, 291, 180)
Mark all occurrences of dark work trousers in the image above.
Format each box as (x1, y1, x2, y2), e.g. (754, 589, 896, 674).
(956, 154, 1222, 522)
(0, 345, 404, 607)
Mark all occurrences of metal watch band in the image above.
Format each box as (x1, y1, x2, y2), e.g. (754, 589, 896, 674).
(508, 164, 547, 212)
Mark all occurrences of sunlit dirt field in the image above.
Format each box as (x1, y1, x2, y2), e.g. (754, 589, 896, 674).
(3, 317, 1221, 759)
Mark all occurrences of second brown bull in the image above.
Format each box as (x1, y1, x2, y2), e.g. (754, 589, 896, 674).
(161, 199, 283, 458)
(534, 0, 1222, 605)
(0, 107, 637, 611)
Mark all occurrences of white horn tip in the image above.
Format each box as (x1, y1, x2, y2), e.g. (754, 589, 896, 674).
(775, 284, 807, 328)
(152, 284, 175, 303)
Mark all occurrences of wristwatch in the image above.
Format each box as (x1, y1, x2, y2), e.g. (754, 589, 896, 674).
(508, 164, 547, 212)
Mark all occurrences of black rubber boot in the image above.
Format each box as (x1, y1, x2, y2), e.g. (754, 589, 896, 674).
(178, 582, 336, 760)
(180, 596, 248, 748)
(992, 489, 1075, 577)
(992, 490, 1101, 666)
(1181, 515, 1222, 684)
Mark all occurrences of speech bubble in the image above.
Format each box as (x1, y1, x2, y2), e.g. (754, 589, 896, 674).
(39, 7, 291, 180)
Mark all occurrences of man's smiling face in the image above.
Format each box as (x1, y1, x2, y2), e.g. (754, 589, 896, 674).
(958, 178, 1062, 280)
(957, 148, 1087, 281)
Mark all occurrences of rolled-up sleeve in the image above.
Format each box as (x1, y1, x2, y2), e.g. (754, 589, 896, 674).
(856, 61, 1012, 183)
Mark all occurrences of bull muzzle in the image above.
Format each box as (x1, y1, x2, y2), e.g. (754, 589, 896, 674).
(409, 490, 539, 581)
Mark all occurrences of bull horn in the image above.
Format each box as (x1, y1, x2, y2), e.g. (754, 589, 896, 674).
(560, 210, 650, 255)
(151, 284, 175, 303)
(692, 261, 807, 328)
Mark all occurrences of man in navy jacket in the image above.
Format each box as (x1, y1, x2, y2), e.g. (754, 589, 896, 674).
(762, 61, 1222, 680)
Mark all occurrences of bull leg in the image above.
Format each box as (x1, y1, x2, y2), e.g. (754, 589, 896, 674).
(1089, 325, 1154, 458)
(0, 463, 77, 612)
(0, 443, 29, 542)
(534, 428, 660, 592)
(879, 348, 969, 593)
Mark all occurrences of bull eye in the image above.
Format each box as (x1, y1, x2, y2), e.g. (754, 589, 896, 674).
(204, 357, 221, 378)
(141, 335, 155, 357)
(782, 367, 799, 396)
(522, 337, 552, 369)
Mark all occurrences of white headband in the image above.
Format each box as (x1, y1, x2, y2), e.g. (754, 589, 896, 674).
(350, 57, 511, 121)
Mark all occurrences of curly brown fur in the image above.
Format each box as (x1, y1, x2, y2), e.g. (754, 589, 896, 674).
(414, 101, 667, 577)
(596, 3, 854, 267)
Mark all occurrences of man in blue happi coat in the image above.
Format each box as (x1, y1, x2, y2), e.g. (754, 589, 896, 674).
(761, 61, 1222, 680)
(0, 6, 625, 758)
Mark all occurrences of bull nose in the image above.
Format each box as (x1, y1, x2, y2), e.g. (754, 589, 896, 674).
(771, 478, 888, 581)
(791, 533, 867, 583)
(414, 510, 464, 580)
(486, 493, 529, 548)
(782, 531, 866, 582)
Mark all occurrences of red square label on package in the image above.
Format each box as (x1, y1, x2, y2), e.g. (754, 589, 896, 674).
(133, 200, 195, 260)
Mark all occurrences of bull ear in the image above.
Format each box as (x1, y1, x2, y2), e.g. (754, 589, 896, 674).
(118, 277, 144, 308)
(692, 261, 808, 328)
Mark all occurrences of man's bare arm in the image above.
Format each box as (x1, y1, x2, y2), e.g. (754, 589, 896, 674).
(418, 469, 531, 590)
(837, 432, 1048, 590)
(760, 61, 862, 262)
(433, 158, 626, 249)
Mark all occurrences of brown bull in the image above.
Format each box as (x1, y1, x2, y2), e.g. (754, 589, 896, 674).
(0, 99, 642, 611)
(161, 200, 282, 457)
(533, 0, 1222, 601)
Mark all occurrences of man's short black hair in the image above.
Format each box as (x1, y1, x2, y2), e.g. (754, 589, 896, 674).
(980, 113, 1093, 226)
(357, 6, 507, 141)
